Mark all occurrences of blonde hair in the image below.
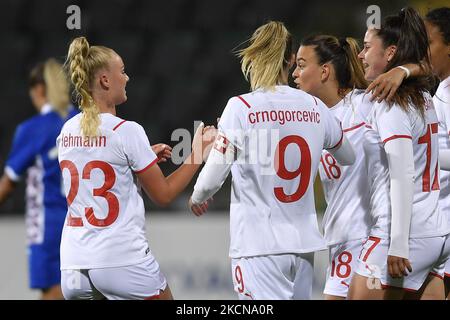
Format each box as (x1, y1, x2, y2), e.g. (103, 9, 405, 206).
(43, 59, 70, 118)
(65, 36, 116, 137)
(29, 59, 71, 118)
(237, 21, 293, 91)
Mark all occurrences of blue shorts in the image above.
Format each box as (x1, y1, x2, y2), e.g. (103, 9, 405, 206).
(28, 238, 61, 289)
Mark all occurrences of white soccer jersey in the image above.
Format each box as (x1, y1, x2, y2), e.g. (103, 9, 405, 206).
(57, 113, 157, 270)
(434, 76, 450, 226)
(218, 85, 343, 258)
(318, 90, 373, 245)
(364, 94, 449, 239)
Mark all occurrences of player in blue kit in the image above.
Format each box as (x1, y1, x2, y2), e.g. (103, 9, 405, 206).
(0, 59, 77, 299)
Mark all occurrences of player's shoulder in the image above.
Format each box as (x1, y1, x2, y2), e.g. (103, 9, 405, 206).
(349, 89, 368, 103)
(61, 112, 82, 130)
(106, 116, 145, 136)
(281, 86, 323, 107)
(15, 112, 51, 136)
(225, 92, 253, 109)
(347, 89, 373, 117)
(256, 85, 319, 103)
(437, 76, 450, 97)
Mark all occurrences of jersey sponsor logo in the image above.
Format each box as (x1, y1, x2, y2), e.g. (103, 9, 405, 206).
(61, 133, 107, 148)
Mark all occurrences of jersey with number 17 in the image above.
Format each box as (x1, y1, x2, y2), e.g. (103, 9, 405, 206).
(364, 94, 449, 239)
(57, 113, 158, 270)
(219, 85, 343, 258)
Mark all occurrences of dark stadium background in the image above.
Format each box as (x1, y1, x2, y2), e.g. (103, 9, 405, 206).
(0, 0, 441, 214)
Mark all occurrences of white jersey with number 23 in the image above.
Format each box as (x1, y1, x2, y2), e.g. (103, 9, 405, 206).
(57, 113, 157, 270)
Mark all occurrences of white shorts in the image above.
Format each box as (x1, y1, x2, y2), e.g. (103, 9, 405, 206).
(324, 238, 365, 298)
(231, 253, 314, 300)
(355, 235, 450, 291)
(61, 254, 167, 300)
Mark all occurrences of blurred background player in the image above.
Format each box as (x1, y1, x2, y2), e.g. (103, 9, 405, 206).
(188, 21, 356, 300)
(424, 6, 450, 300)
(0, 58, 77, 299)
(349, 7, 450, 300)
(292, 34, 371, 299)
(59, 37, 215, 300)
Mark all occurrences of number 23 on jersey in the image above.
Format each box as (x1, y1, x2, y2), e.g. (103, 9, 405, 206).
(60, 160, 120, 227)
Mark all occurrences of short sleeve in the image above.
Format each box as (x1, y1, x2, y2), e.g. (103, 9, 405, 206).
(5, 123, 38, 181)
(375, 103, 412, 144)
(120, 122, 158, 173)
(319, 101, 343, 149)
(218, 97, 248, 150)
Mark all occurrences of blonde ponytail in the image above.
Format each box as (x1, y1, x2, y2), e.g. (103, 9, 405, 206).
(237, 21, 293, 91)
(43, 58, 70, 118)
(66, 36, 115, 137)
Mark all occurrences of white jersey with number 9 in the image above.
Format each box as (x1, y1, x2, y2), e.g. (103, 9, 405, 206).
(57, 113, 157, 270)
(218, 85, 343, 258)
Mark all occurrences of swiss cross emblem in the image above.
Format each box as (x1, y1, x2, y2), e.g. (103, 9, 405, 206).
(214, 133, 229, 154)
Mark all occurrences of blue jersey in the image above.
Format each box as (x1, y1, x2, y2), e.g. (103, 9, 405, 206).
(6, 104, 78, 246)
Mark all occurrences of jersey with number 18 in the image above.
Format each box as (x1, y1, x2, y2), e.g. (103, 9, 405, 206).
(318, 90, 372, 246)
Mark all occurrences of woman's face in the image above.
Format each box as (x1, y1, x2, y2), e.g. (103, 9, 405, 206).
(358, 29, 393, 81)
(292, 45, 324, 96)
(29, 83, 46, 111)
(102, 54, 129, 105)
(425, 20, 450, 80)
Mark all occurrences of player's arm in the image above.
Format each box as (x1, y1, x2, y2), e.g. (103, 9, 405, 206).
(151, 143, 172, 163)
(322, 101, 356, 166)
(367, 62, 429, 103)
(189, 133, 236, 216)
(0, 123, 37, 206)
(137, 124, 216, 207)
(384, 138, 414, 278)
(0, 174, 17, 205)
(327, 135, 355, 166)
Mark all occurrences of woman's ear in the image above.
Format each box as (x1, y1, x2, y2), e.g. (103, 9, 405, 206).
(321, 63, 331, 82)
(99, 73, 110, 89)
(288, 53, 296, 68)
(386, 45, 397, 62)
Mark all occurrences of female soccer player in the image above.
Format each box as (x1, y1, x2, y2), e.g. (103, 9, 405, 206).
(0, 59, 77, 299)
(424, 7, 450, 299)
(348, 7, 450, 300)
(59, 37, 215, 300)
(188, 21, 356, 300)
(292, 35, 371, 300)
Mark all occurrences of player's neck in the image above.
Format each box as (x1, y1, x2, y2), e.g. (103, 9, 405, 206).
(316, 85, 342, 108)
(92, 94, 117, 116)
(96, 100, 116, 116)
(277, 69, 290, 86)
(439, 65, 450, 82)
